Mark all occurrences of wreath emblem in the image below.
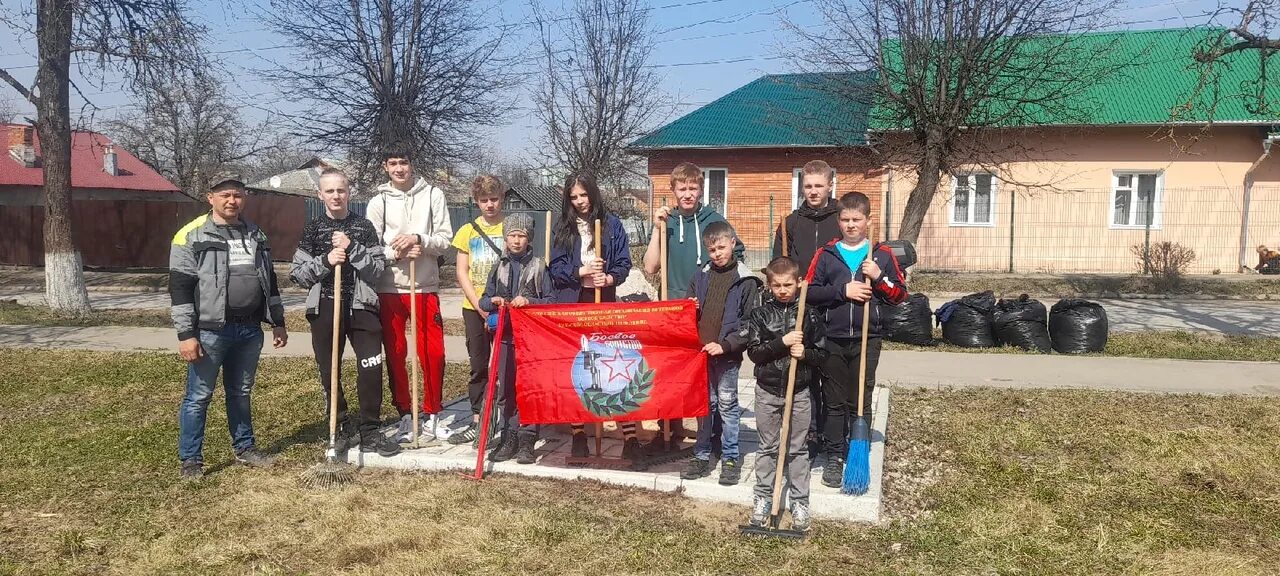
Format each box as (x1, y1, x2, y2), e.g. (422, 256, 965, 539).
(581, 360, 654, 417)
(572, 336, 653, 418)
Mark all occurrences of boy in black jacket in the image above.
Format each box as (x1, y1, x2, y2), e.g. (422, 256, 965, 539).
(806, 192, 908, 488)
(479, 213, 555, 464)
(741, 257, 827, 531)
(291, 169, 401, 457)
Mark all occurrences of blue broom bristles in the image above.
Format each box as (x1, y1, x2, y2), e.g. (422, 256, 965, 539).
(841, 417, 871, 495)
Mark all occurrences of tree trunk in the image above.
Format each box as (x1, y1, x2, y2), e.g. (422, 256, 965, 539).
(36, 0, 91, 315)
(896, 145, 945, 244)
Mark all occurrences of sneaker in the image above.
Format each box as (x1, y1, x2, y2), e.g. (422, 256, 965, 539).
(621, 437, 641, 461)
(821, 455, 844, 488)
(395, 414, 413, 443)
(718, 460, 741, 485)
(417, 413, 437, 442)
(234, 448, 275, 468)
(429, 414, 452, 441)
(515, 434, 537, 465)
(179, 459, 203, 479)
(490, 433, 518, 462)
(333, 418, 357, 452)
(681, 458, 712, 480)
(790, 500, 812, 532)
(749, 495, 770, 527)
(448, 422, 478, 445)
(361, 434, 402, 457)
(570, 432, 589, 458)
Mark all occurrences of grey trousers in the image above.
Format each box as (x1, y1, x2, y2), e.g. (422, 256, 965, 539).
(753, 385, 812, 505)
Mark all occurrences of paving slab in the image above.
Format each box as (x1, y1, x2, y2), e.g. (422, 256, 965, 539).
(354, 383, 891, 523)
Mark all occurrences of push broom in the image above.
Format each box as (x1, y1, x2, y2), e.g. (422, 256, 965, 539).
(739, 280, 809, 539)
(841, 248, 874, 495)
(301, 263, 356, 488)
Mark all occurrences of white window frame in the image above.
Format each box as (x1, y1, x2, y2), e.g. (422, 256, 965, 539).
(948, 173, 997, 227)
(1109, 171, 1164, 230)
(790, 168, 839, 210)
(702, 168, 729, 214)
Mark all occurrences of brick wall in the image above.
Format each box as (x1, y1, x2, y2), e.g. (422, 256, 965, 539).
(643, 148, 884, 256)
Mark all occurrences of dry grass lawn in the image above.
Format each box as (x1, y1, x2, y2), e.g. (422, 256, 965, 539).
(0, 349, 1277, 575)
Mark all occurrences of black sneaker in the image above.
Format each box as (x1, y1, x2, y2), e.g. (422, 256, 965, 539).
(334, 419, 358, 452)
(821, 455, 844, 488)
(180, 459, 203, 479)
(448, 422, 478, 445)
(681, 458, 712, 480)
(234, 448, 275, 468)
(515, 434, 537, 465)
(570, 432, 589, 458)
(360, 434, 402, 457)
(718, 460, 741, 486)
(490, 433, 518, 462)
(621, 437, 641, 461)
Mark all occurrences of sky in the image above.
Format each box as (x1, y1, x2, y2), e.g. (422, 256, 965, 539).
(0, 0, 1230, 165)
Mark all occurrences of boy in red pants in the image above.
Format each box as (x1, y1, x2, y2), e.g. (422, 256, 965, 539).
(365, 149, 454, 443)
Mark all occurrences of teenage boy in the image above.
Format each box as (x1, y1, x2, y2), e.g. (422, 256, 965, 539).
(171, 175, 288, 478)
(365, 149, 454, 443)
(479, 213, 555, 465)
(741, 256, 827, 531)
(773, 160, 842, 268)
(681, 221, 759, 486)
(805, 192, 908, 488)
(771, 159, 842, 451)
(448, 175, 506, 444)
(642, 162, 744, 299)
(291, 168, 400, 457)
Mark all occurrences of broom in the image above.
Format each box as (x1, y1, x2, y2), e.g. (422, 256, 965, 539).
(302, 262, 356, 488)
(841, 246, 874, 495)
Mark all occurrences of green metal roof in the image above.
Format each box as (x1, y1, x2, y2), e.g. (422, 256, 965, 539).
(872, 27, 1280, 129)
(629, 72, 875, 150)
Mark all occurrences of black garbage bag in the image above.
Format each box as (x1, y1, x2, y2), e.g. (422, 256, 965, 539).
(935, 291, 996, 348)
(880, 293, 933, 345)
(1049, 299, 1109, 353)
(993, 294, 1051, 352)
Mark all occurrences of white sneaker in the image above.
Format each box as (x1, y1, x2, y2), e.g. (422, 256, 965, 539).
(749, 495, 770, 527)
(430, 414, 453, 441)
(790, 500, 811, 532)
(416, 413, 436, 442)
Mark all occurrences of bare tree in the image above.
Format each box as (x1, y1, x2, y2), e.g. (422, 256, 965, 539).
(111, 66, 272, 199)
(532, 0, 666, 186)
(793, 0, 1123, 243)
(0, 1, 204, 315)
(1185, 0, 1279, 120)
(262, 0, 515, 185)
(241, 134, 318, 184)
(0, 95, 19, 123)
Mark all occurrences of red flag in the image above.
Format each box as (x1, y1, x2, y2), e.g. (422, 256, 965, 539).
(510, 300, 709, 425)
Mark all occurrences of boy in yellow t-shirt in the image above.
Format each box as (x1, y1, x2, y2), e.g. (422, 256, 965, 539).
(447, 175, 506, 443)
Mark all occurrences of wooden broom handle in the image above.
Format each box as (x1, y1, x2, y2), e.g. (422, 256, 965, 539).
(770, 280, 808, 517)
(594, 219, 602, 304)
(856, 247, 872, 419)
(781, 213, 789, 258)
(659, 200, 668, 301)
(410, 258, 420, 441)
(329, 264, 342, 444)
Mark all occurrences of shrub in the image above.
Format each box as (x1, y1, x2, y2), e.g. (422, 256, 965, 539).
(1131, 241, 1196, 291)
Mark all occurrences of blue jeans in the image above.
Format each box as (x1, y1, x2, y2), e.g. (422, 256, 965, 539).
(694, 360, 740, 462)
(177, 323, 264, 462)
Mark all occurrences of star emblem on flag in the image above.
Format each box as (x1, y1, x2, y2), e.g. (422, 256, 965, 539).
(600, 348, 638, 384)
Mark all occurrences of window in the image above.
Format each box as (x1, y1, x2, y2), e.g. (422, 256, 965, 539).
(791, 168, 838, 209)
(702, 168, 727, 213)
(1111, 172, 1161, 229)
(950, 173, 996, 226)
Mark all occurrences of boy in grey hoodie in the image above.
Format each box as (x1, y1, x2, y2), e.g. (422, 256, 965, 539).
(365, 149, 454, 443)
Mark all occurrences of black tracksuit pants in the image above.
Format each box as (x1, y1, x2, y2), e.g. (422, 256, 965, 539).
(819, 336, 881, 456)
(310, 300, 385, 435)
(463, 308, 493, 417)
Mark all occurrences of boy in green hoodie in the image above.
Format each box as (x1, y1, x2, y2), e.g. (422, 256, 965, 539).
(642, 162, 745, 299)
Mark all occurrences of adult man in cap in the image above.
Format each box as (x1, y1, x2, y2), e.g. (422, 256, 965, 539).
(170, 175, 289, 479)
